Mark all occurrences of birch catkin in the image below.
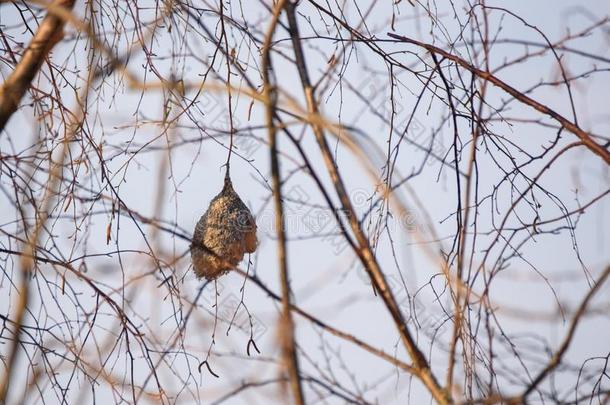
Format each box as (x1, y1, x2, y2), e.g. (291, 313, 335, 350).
(190, 172, 257, 279)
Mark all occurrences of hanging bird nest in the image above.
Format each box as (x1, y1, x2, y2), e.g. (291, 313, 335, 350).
(190, 171, 258, 280)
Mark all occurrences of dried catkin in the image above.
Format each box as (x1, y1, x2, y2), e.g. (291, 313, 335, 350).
(190, 172, 257, 280)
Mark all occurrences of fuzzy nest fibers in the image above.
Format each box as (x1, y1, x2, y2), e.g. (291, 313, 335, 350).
(190, 172, 257, 280)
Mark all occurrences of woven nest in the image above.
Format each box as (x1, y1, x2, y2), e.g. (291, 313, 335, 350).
(190, 172, 257, 280)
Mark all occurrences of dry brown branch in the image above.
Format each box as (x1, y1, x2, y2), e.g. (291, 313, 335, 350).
(386, 32, 610, 165)
(517, 266, 610, 402)
(284, 3, 451, 403)
(0, 0, 76, 132)
(261, 1, 305, 403)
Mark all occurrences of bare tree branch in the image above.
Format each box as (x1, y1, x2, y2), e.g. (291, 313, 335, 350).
(0, 0, 76, 132)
